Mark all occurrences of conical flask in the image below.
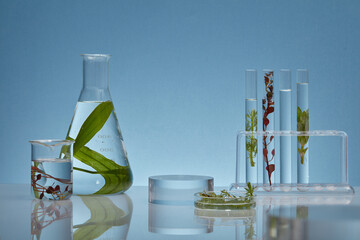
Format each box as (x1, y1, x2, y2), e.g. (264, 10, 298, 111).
(67, 54, 133, 195)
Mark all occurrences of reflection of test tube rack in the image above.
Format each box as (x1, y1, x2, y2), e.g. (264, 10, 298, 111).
(260, 194, 353, 239)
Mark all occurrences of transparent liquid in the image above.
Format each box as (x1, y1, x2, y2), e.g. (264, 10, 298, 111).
(297, 83, 309, 184)
(280, 90, 292, 184)
(31, 158, 72, 200)
(262, 98, 275, 186)
(245, 99, 258, 184)
(67, 101, 132, 195)
(297, 83, 308, 110)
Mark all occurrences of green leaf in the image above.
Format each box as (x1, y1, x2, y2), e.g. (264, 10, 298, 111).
(67, 101, 132, 194)
(245, 182, 256, 198)
(246, 109, 258, 167)
(31, 161, 40, 199)
(196, 187, 256, 210)
(73, 196, 130, 240)
(297, 107, 302, 122)
(74, 145, 132, 194)
(297, 107, 309, 165)
(73, 101, 113, 154)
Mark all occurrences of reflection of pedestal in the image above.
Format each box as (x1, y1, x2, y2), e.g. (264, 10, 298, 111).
(148, 203, 213, 235)
(31, 199, 72, 240)
(148, 175, 214, 236)
(72, 194, 133, 240)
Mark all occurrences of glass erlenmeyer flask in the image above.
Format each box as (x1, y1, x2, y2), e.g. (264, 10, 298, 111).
(67, 54, 133, 195)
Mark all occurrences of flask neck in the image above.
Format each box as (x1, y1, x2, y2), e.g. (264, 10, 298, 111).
(79, 54, 112, 102)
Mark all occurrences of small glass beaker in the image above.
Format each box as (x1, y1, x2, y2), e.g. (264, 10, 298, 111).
(30, 139, 74, 200)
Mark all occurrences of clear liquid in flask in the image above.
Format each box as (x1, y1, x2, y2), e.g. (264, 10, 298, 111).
(67, 101, 132, 195)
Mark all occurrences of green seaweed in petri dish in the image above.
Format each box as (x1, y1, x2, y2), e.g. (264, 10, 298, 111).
(194, 183, 256, 210)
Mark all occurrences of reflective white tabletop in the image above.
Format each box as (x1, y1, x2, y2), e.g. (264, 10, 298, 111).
(0, 185, 359, 240)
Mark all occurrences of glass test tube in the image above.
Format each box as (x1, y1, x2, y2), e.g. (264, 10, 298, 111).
(262, 70, 275, 186)
(245, 70, 258, 184)
(297, 69, 309, 184)
(279, 70, 292, 184)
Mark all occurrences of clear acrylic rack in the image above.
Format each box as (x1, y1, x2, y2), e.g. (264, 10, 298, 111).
(230, 130, 354, 194)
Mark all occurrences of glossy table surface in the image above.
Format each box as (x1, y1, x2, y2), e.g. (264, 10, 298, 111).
(0, 185, 359, 240)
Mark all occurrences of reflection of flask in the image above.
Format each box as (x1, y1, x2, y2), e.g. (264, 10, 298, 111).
(72, 194, 133, 240)
(67, 54, 133, 195)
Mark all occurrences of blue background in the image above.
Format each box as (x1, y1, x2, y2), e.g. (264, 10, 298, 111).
(0, 0, 359, 186)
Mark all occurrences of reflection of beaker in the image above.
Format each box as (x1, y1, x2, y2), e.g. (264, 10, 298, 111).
(31, 199, 73, 240)
(72, 194, 132, 240)
(67, 54, 132, 195)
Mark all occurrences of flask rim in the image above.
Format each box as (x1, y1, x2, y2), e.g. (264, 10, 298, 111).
(81, 54, 112, 59)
